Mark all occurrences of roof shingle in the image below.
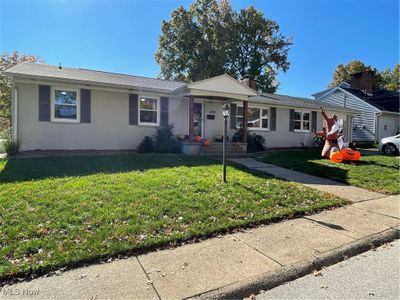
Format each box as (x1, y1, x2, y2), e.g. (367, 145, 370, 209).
(4, 62, 186, 92)
(342, 87, 400, 112)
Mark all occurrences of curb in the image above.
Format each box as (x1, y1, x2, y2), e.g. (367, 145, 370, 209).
(194, 227, 399, 300)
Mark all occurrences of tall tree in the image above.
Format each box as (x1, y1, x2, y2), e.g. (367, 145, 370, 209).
(155, 0, 292, 93)
(329, 60, 399, 91)
(329, 60, 378, 88)
(379, 64, 400, 91)
(0, 51, 41, 131)
(227, 6, 291, 92)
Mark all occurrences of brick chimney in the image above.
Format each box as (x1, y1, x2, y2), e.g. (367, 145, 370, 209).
(242, 75, 257, 90)
(349, 70, 374, 95)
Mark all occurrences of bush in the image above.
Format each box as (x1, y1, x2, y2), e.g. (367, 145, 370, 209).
(137, 136, 154, 153)
(1, 129, 18, 155)
(4, 140, 18, 155)
(153, 124, 180, 153)
(232, 127, 265, 153)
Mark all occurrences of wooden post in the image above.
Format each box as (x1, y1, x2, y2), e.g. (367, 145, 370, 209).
(243, 100, 248, 143)
(188, 96, 194, 142)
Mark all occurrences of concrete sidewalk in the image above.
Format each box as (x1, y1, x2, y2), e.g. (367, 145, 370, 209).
(1, 161, 399, 300)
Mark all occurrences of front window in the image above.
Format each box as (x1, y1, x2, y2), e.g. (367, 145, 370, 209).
(237, 106, 269, 130)
(139, 97, 159, 125)
(236, 106, 243, 128)
(294, 110, 310, 131)
(53, 88, 79, 121)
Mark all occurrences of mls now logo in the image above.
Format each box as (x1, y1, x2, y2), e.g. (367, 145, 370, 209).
(2, 287, 40, 296)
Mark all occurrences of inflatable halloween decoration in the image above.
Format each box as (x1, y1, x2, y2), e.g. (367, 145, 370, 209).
(329, 147, 361, 163)
(340, 147, 361, 161)
(329, 147, 343, 163)
(319, 107, 361, 163)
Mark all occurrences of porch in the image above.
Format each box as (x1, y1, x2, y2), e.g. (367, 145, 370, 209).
(176, 74, 257, 151)
(201, 142, 248, 158)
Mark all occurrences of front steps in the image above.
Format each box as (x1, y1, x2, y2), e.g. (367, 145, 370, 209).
(201, 142, 248, 158)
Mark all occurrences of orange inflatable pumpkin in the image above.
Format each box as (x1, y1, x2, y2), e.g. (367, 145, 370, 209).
(330, 150, 343, 163)
(203, 139, 211, 147)
(330, 147, 361, 163)
(340, 148, 361, 161)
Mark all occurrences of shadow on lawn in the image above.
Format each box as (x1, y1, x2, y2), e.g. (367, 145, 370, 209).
(257, 158, 351, 185)
(0, 154, 219, 183)
(347, 159, 399, 170)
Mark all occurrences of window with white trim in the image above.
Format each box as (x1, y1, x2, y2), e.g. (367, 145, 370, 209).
(294, 110, 310, 131)
(52, 88, 79, 122)
(237, 106, 269, 129)
(139, 97, 159, 125)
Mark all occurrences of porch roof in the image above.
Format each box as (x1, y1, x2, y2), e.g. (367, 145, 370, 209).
(177, 74, 257, 101)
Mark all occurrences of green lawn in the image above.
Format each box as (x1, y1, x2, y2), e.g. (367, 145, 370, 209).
(254, 150, 399, 194)
(0, 154, 344, 280)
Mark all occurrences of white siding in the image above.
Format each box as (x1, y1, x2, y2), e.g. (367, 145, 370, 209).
(16, 81, 356, 151)
(17, 82, 188, 151)
(316, 89, 380, 142)
(225, 105, 348, 148)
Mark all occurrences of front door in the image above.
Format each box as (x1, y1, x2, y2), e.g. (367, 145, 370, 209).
(193, 102, 204, 137)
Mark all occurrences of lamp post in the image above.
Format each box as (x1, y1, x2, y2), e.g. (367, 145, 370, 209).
(222, 104, 230, 183)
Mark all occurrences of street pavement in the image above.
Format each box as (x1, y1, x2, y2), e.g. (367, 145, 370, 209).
(256, 240, 400, 300)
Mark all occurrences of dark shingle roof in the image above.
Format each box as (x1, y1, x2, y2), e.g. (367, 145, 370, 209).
(4, 62, 186, 92)
(249, 92, 358, 113)
(342, 88, 400, 112)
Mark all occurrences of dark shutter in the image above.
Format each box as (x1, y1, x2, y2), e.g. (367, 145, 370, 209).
(270, 107, 277, 131)
(160, 96, 169, 127)
(230, 103, 237, 129)
(129, 94, 138, 125)
(38, 85, 50, 121)
(289, 109, 295, 131)
(80, 89, 91, 123)
(311, 111, 318, 132)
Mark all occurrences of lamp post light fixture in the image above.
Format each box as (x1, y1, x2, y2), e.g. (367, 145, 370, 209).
(222, 104, 230, 183)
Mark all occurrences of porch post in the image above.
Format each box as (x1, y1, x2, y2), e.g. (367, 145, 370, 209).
(189, 96, 194, 142)
(242, 100, 248, 143)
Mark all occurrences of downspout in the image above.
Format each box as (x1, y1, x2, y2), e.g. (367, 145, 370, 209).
(11, 81, 18, 142)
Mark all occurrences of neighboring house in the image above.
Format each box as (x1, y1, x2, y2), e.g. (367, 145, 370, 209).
(313, 71, 400, 143)
(4, 62, 356, 152)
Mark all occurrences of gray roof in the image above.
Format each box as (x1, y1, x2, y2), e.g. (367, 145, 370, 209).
(249, 93, 358, 113)
(4, 62, 186, 92)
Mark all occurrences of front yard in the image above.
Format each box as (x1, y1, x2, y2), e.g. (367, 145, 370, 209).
(254, 150, 399, 194)
(0, 154, 344, 280)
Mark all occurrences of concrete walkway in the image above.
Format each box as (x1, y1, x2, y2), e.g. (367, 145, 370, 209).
(229, 158, 385, 203)
(1, 162, 399, 300)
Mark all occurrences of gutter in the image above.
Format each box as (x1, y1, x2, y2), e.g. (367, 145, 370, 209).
(249, 97, 359, 114)
(11, 80, 18, 142)
(5, 73, 179, 96)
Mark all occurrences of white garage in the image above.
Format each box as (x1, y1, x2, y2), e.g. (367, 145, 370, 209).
(378, 114, 399, 141)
